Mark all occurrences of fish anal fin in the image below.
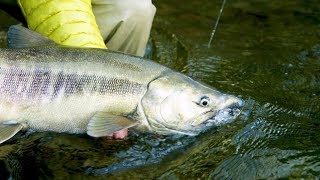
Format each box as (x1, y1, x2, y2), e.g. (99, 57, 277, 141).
(87, 112, 140, 138)
(0, 123, 24, 144)
(8, 25, 56, 48)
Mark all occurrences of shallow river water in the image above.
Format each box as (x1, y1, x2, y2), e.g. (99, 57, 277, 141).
(0, 0, 319, 179)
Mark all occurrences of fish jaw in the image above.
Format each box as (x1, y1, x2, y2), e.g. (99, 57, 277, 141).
(168, 101, 243, 136)
(191, 95, 243, 126)
(201, 101, 243, 127)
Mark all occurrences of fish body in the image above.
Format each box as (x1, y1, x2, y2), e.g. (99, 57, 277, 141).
(0, 47, 165, 133)
(0, 26, 242, 143)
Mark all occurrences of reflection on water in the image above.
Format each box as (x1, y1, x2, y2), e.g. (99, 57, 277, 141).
(0, 0, 320, 178)
(213, 101, 320, 178)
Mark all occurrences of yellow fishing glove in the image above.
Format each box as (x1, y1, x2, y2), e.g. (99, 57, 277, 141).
(18, 0, 107, 48)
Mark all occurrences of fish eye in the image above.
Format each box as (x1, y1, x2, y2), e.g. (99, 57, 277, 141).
(199, 96, 210, 107)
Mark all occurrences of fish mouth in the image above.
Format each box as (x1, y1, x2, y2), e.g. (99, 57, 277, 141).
(203, 103, 242, 127)
(192, 102, 242, 129)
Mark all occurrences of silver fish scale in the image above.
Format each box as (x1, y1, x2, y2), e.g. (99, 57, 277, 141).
(0, 65, 144, 103)
(0, 46, 173, 135)
(0, 47, 168, 104)
(98, 77, 142, 95)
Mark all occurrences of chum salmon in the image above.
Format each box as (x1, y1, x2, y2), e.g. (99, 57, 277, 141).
(0, 25, 242, 143)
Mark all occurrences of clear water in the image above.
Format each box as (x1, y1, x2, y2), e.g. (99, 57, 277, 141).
(0, 0, 319, 179)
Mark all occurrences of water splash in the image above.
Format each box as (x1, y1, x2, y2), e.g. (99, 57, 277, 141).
(85, 133, 195, 176)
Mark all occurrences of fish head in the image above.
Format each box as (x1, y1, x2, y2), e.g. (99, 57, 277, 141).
(141, 72, 243, 136)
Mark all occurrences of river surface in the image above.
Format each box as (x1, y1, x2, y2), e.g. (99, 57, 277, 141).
(0, 0, 319, 179)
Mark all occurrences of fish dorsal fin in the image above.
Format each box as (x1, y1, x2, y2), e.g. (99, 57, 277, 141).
(0, 123, 24, 144)
(8, 25, 56, 48)
(87, 112, 140, 137)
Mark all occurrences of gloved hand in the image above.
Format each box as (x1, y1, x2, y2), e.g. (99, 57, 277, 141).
(92, 0, 156, 56)
(18, 0, 106, 48)
(18, 0, 156, 56)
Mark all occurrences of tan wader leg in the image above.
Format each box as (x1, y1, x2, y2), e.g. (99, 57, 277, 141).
(92, 0, 156, 56)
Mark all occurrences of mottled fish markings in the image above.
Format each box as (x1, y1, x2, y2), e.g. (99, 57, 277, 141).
(40, 70, 50, 96)
(52, 71, 64, 98)
(51, 72, 143, 98)
(27, 68, 51, 99)
(0, 66, 144, 102)
(0, 66, 51, 101)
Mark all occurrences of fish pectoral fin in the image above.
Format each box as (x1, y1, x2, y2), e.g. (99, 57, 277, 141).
(8, 25, 56, 48)
(0, 123, 24, 144)
(87, 112, 140, 137)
